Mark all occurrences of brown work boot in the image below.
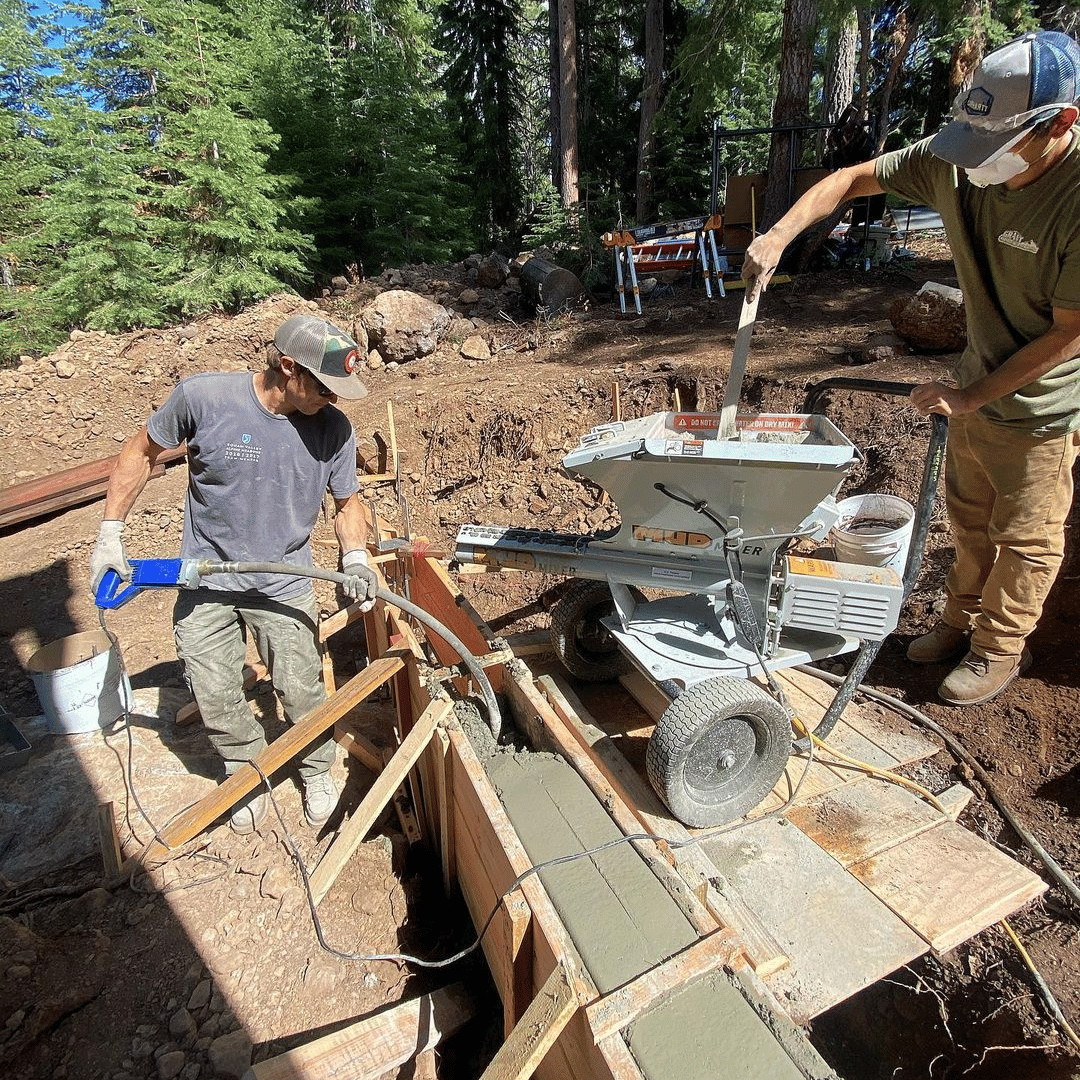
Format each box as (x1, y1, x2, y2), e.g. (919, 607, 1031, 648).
(906, 621, 970, 664)
(938, 649, 1032, 706)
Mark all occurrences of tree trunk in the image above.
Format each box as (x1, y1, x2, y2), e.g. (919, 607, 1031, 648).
(761, 0, 819, 230)
(557, 0, 580, 208)
(635, 0, 663, 223)
(548, 0, 562, 194)
(874, 9, 922, 154)
(824, 11, 857, 124)
(856, 3, 871, 115)
(520, 256, 585, 316)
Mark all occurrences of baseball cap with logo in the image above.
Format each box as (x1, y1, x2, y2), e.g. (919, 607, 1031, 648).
(274, 315, 368, 400)
(928, 30, 1080, 169)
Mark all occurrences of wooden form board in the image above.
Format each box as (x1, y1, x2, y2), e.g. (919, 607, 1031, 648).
(446, 725, 647, 1080)
(246, 983, 475, 1080)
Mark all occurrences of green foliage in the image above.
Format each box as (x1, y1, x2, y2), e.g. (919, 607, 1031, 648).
(438, 0, 525, 247)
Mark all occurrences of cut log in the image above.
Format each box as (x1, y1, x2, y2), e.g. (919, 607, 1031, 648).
(519, 257, 585, 317)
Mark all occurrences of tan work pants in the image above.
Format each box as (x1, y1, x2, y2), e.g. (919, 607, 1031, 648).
(942, 412, 1080, 658)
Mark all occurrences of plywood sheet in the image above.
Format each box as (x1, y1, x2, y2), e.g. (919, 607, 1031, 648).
(785, 778, 944, 868)
(700, 817, 927, 1022)
(847, 820, 1047, 955)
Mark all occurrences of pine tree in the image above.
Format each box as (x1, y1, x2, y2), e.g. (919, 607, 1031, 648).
(0, 0, 56, 357)
(438, 0, 525, 246)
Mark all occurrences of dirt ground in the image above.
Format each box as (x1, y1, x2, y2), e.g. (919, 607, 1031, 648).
(0, 236, 1078, 1080)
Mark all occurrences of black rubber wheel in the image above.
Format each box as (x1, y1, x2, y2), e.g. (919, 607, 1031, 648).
(549, 580, 645, 682)
(645, 676, 792, 827)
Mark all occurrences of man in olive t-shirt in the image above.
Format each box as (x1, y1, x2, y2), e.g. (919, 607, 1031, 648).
(743, 30, 1080, 706)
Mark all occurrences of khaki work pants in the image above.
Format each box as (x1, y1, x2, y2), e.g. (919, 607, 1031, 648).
(941, 412, 1080, 659)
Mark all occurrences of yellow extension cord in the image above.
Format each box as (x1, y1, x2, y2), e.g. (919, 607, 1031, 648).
(789, 712, 1080, 1052)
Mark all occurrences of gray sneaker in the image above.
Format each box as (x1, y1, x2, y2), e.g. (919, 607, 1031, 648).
(906, 621, 970, 664)
(229, 792, 268, 835)
(303, 772, 340, 827)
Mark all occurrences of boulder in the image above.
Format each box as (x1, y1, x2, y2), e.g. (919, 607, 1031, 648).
(360, 290, 451, 364)
(889, 282, 966, 353)
(476, 254, 510, 289)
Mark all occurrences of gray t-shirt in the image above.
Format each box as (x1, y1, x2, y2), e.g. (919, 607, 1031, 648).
(148, 372, 359, 599)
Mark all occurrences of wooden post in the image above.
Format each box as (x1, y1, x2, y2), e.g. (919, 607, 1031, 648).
(478, 964, 577, 1080)
(308, 698, 451, 906)
(611, 381, 622, 422)
(97, 803, 124, 881)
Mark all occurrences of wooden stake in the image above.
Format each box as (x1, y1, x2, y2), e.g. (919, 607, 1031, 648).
(611, 381, 622, 422)
(387, 400, 398, 492)
(309, 698, 452, 906)
(478, 963, 577, 1080)
(97, 803, 124, 881)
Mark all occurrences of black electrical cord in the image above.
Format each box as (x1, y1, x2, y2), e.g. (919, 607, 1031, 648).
(653, 482, 729, 534)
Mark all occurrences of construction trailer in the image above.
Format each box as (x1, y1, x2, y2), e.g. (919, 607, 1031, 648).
(116, 543, 1043, 1080)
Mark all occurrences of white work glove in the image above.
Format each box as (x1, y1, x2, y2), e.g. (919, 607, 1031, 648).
(90, 520, 131, 593)
(341, 549, 378, 613)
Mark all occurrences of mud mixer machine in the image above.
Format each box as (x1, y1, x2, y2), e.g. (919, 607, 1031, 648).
(454, 377, 945, 828)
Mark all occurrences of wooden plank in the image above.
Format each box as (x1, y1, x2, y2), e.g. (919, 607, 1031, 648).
(334, 719, 386, 773)
(847, 819, 1047, 956)
(0, 445, 187, 528)
(702, 816, 927, 1022)
(936, 782, 974, 821)
(409, 557, 503, 692)
(785, 778, 945, 868)
(97, 803, 124, 881)
(138, 656, 404, 864)
(309, 698, 450, 906)
(479, 964, 577, 1080)
(434, 726, 456, 896)
(244, 983, 474, 1080)
(503, 629, 554, 657)
(617, 670, 671, 722)
(584, 929, 739, 1043)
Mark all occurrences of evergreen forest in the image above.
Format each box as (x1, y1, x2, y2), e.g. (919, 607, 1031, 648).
(1, 0, 1074, 360)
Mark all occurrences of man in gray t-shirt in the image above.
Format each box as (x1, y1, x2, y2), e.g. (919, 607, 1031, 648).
(90, 315, 377, 834)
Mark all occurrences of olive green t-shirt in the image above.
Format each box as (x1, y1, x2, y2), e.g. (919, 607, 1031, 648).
(876, 134, 1080, 433)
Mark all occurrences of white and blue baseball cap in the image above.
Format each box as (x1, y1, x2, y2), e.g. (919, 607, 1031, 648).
(929, 31, 1080, 168)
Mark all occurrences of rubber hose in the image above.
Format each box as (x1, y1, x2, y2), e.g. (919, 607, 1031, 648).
(196, 560, 502, 740)
(794, 663, 1080, 912)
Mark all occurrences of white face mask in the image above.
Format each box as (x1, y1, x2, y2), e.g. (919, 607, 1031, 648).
(965, 150, 1030, 187)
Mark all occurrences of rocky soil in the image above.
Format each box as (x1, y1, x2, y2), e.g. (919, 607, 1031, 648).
(0, 239, 1078, 1080)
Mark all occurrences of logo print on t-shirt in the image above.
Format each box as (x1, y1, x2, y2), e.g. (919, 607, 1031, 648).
(225, 434, 261, 462)
(998, 230, 1038, 253)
